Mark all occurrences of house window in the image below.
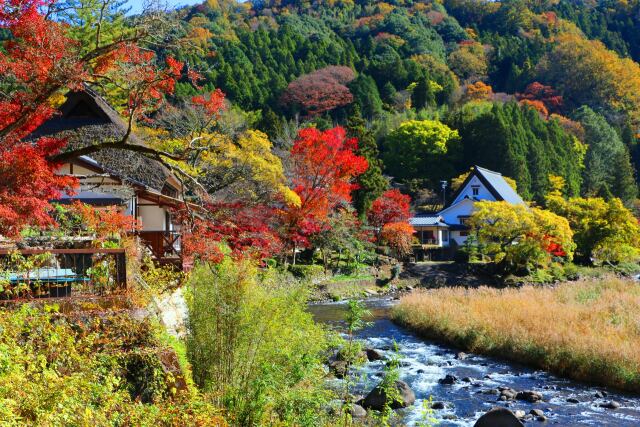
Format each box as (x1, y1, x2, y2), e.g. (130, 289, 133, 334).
(459, 231, 469, 237)
(442, 230, 449, 242)
(459, 217, 469, 225)
(472, 185, 479, 196)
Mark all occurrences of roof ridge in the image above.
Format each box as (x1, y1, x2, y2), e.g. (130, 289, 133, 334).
(474, 165, 502, 176)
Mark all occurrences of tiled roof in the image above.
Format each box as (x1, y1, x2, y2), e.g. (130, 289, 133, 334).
(410, 215, 449, 227)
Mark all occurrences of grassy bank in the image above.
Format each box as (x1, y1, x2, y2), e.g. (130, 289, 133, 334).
(392, 276, 640, 392)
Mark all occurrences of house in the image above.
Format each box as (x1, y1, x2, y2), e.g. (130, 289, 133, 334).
(410, 166, 526, 250)
(32, 88, 187, 266)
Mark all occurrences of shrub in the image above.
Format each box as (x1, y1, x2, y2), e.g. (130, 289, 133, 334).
(186, 259, 331, 426)
(0, 305, 225, 426)
(288, 263, 326, 279)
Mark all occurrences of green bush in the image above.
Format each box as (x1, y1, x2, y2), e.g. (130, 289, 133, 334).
(288, 263, 325, 279)
(186, 258, 332, 426)
(0, 305, 225, 426)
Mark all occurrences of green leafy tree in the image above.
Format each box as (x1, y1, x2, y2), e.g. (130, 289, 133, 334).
(383, 119, 460, 186)
(546, 177, 640, 264)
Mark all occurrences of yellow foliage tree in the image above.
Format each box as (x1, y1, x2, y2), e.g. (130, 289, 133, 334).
(545, 177, 640, 264)
(470, 201, 575, 272)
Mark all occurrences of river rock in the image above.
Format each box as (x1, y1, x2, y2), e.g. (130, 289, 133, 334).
(365, 348, 384, 361)
(513, 410, 526, 419)
(350, 404, 367, 417)
(431, 401, 446, 410)
(462, 376, 474, 382)
(594, 390, 608, 398)
(362, 380, 416, 410)
(530, 409, 545, 417)
(516, 390, 543, 402)
(498, 387, 518, 400)
(600, 401, 621, 409)
(456, 352, 468, 360)
(474, 407, 525, 427)
(566, 397, 580, 404)
(438, 374, 458, 385)
(329, 360, 348, 378)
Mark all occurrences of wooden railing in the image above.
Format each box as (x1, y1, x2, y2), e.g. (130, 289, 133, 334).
(138, 231, 181, 265)
(0, 248, 126, 300)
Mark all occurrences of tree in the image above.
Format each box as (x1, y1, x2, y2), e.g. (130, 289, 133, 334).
(280, 126, 368, 262)
(380, 222, 415, 258)
(383, 119, 459, 186)
(546, 178, 640, 264)
(0, 0, 186, 236)
(367, 189, 411, 231)
(346, 108, 387, 217)
(463, 81, 493, 102)
(516, 82, 563, 114)
(280, 66, 355, 116)
(349, 74, 383, 118)
(573, 106, 637, 205)
(411, 73, 435, 110)
(539, 33, 640, 129)
(470, 201, 575, 273)
(448, 41, 488, 80)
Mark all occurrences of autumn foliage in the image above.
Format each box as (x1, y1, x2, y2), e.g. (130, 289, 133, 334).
(367, 189, 411, 230)
(281, 66, 355, 116)
(183, 202, 281, 264)
(0, 0, 187, 236)
(380, 222, 415, 257)
(281, 126, 368, 250)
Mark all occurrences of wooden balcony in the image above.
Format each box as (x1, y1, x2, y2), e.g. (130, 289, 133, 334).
(0, 248, 126, 301)
(138, 231, 182, 266)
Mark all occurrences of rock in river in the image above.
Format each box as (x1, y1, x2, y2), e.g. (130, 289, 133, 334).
(365, 348, 384, 362)
(431, 401, 446, 410)
(438, 374, 458, 385)
(362, 380, 416, 410)
(474, 407, 525, 427)
(350, 404, 367, 417)
(516, 390, 543, 402)
(600, 401, 621, 409)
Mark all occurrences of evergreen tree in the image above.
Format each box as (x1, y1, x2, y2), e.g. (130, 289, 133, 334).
(411, 73, 435, 110)
(347, 107, 388, 218)
(573, 106, 637, 204)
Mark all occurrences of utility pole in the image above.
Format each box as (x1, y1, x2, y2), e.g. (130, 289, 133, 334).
(440, 180, 448, 207)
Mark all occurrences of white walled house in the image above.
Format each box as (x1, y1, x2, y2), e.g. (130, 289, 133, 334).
(410, 166, 526, 249)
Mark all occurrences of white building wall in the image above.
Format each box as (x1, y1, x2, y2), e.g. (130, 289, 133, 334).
(451, 176, 495, 205)
(138, 204, 166, 231)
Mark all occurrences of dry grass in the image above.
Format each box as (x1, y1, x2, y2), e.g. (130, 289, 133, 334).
(392, 275, 640, 392)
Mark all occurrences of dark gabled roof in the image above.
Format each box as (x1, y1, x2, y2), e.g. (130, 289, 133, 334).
(446, 165, 525, 208)
(31, 87, 170, 192)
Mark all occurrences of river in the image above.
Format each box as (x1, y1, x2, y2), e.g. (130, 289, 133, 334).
(308, 297, 640, 426)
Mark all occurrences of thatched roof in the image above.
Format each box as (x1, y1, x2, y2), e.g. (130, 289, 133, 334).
(32, 87, 171, 192)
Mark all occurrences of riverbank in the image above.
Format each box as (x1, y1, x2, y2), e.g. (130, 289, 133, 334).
(392, 275, 640, 393)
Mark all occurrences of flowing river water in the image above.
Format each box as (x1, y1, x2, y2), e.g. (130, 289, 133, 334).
(308, 298, 640, 426)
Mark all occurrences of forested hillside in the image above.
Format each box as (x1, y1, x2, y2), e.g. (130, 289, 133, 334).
(161, 0, 639, 207)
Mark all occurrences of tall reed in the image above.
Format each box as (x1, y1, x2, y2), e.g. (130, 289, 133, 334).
(393, 276, 640, 391)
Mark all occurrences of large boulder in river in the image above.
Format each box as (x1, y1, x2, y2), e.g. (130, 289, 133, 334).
(474, 407, 525, 427)
(362, 380, 416, 410)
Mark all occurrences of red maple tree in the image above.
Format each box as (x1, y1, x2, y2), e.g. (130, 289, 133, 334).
(367, 189, 411, 231)
(0, 0, 188, 237)
(281, 66, 355, 116)
(182, 202, 281, 264)
(516, 82, 563, 115)
(280, 126, 368, 258)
